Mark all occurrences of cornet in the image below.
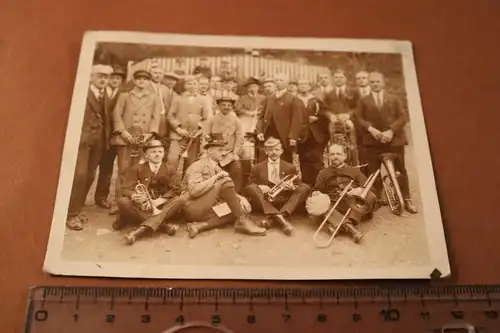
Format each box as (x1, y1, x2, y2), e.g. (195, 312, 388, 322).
(266, 173, 301, 202)
(134, 181, 162, 216)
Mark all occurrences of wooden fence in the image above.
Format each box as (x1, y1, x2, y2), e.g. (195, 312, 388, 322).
(127, 54, 329, 83)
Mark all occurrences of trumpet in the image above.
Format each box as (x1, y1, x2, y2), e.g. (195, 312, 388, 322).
(266, 173, 301, 202)
(313, 170, 380, 248)
(134, 181, 162, 216)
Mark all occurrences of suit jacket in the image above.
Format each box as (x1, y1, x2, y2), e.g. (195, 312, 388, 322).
(297, 94, 329, 144)
(111, 88, 162, 146)
(248, 159, 299, 187)
(183, 156, 223, 199)
(323, 86, 357, 116)
(121, 162, 174, 199)
(167, 92, 213, 140)
(147, 82, 177, 115)
(311, 85, 334, 102)
(354, 91, 408, 147)
(81, 87, 106, 147)
(314, 165, 373, 199)
(103, 87, 122, 148)
(256, 91, 304, 146)
(235, 93, 266, 133)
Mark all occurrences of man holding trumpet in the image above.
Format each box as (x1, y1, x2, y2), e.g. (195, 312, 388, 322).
(308, 144, 377, 243)
(244, 137, 311, 236)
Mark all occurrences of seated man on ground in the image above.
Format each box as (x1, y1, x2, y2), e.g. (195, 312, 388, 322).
(244, 137, 311, 236)
(308, 143, 377, 243)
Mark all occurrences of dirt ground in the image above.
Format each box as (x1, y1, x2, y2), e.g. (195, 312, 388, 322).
(62, 145, 431, 270)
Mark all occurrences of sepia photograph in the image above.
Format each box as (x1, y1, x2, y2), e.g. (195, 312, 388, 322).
(43, 31, 450, 280)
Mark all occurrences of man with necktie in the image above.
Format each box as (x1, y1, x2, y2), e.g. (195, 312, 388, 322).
(147, 66, 178, 140)
(309, 143, 376, 243)
(244, 137, 311, 236)
(255, 74, 304, 163)
(66, 64, 113, 230)
(312, 72, 334, 102)
(351, 70, 372, 169)
(355, 71, 418, 214)
(94, 65, 126, 214)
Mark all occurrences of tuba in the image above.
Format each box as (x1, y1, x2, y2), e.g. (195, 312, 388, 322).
(266, 173, 301, 202)
(134, 181, 162, 216)
(380, 153, 405, 216)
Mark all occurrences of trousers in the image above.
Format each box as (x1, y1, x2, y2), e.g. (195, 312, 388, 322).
(245, 183, 310, 216)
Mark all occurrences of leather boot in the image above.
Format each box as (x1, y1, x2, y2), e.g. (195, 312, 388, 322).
(159, 223, 179, 236)
(125, 226, 151, 245)
(112, 217, 127, 231)
(187, 222, 209, 239)
(234, 216, 267, 236)
(343, 222, 364, 243)
(272, 214, 294, 236)
(404, 198, 418, 214)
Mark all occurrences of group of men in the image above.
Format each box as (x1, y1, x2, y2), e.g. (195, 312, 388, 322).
(66, 58, 418, 245)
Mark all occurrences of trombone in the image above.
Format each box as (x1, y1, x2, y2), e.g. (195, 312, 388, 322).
(266, 173, 301, 203)
(134, 180, 162, 216)
(313, 169, 380, 248)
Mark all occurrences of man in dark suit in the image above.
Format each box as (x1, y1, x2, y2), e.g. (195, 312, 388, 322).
(255, 74, 304, 163)
(354, 71, 417, 214)
(244, 137, 311, 236)
(296, 78, 330, 186)
(115, 139, 180, 239)
(94, 65, 126, 214)
(350, 70, 372, 168)
(66, 64, 113, 230)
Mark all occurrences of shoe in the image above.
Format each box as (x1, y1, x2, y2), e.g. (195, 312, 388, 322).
(108, 205, 118, 215)
(380, 196, 389, 206)
(272, 214, 294, 236)
(186, 222, 208, 238)
(404, 199, 418, 214)
(343, 222, 364, 243)
(95, 199, 111, 209)
(234, 216, 267, 236)
(163, 223, 179, 236)
(124, 226, 150, 245)
(255, 217, 274, 229)
(66, 217, 83, 231)
(112, 218, 126, 231)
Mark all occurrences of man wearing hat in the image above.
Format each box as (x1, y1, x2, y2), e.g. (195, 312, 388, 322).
(244, 137, 311, 236)
(204, 91, 245, 193)
(295, 78, 330, 186)
(287, 79, 298, 96)
(181, 132, 265, 238)
(166, 75, 213, 173)
(147, 65, 178, 139)
(192, 57, 212, 79)
(66, 64, 113, 230)
(110, 69, 162, 202)
(114, 139, 179, 241)
(94, 65, 126, 214)
(235, 77, 265, 135)
(255, 73, 305, 163)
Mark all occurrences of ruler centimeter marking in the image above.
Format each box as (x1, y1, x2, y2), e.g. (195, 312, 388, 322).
(25, 285, 500, 333)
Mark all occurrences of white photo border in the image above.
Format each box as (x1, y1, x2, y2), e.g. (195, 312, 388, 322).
(43, 31, 451, 280)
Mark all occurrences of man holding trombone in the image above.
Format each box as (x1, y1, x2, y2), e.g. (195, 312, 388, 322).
(308, 144, 377, 244)
(244, 137, 311, 236)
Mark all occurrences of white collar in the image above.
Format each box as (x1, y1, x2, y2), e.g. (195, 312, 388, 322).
(268, 158, 280, 165)
(148, 162, 161, 173)
(276, 89, 287, 98)
(90, 84, 101, 99)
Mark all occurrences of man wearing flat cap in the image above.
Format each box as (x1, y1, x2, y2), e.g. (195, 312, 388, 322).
(244, 137, 311, 236)
(256, 73, 305, 163)
(166, 75, 213, 173)
(94, 65, 126, 214)
(114, 139, 179, 242)
(192, 57, 212, 79)
(66, 64, 113, 230)
(110, 69, 162, 203)
(204, 90, 245, 193)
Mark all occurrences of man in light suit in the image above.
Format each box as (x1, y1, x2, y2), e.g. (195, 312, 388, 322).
(355, 71, 417, 214)
(110, 70, 162, 200)
(166, 75, 213, 173)
(244, 137, 311, 236)
(66, 64, 113, 230)
(255, 74, 304, 163)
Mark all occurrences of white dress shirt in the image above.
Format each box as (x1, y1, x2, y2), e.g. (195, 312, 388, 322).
(89, 84, 102, 100)
(149, 162, 161, 175)
(106, 86, 119, 99)
(372, 90, 384, 107)
(297, 93, 314, 107)
(359, 86, 371, 97)
(275, 89, 288, 99)
(267, 159, 280, 184)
